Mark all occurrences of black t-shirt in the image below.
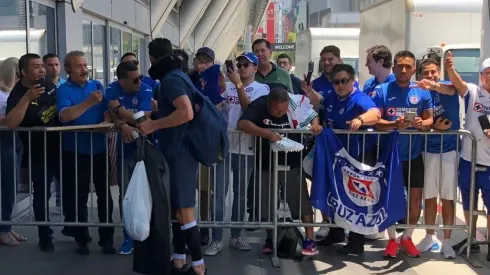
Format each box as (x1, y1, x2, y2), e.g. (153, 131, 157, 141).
(239, 95, 303, 170)
(6, 81, 61, 161)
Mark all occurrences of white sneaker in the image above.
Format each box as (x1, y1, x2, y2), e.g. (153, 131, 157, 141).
(441, 239, 456, 259)
(204, 241, 223, 256)
(416, 234, 440, 252)
(270, 136, 304, 152)
(316, 227, 329, 238)
(229, 237, 251, 251)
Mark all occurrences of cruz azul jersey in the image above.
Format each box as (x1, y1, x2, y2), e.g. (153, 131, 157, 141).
(462, 83, 490, 166)
(372, 82, 433, 160)
(311, 128, 406, 235)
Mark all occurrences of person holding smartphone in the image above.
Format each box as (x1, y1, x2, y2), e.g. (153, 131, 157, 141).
(4, 53, 60, 252)
(371, 50, 434, 259)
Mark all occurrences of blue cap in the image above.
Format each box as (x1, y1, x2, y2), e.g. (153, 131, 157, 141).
(196, 47, 215, 60)
(237, 52, 258, 65)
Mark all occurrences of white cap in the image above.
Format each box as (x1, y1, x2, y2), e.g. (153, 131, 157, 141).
(481, 58, 490, 73)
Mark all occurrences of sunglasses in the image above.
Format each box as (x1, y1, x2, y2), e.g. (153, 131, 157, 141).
(332, 78, 351, 85)
(236, 63, 253, 69)
(132, 60, 140, 66)
(127, 74, 141, 84)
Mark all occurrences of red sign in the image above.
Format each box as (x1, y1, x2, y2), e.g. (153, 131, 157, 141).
(266, 2, 275, 43)
(257, 25, 264, 33)
(283, 16, 289, 41)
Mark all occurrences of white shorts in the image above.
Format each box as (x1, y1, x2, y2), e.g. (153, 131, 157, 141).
(423, 151, 458, 200)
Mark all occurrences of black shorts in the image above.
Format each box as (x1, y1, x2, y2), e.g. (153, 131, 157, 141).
(402, 155, 424, 188)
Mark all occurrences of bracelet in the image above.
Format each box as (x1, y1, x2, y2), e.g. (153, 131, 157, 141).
(355, 116, 364, 124)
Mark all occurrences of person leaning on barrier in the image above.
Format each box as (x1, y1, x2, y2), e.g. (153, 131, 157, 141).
(105, 61, 153, 255)
(0, 57, 24, 247)
(203, 52, 270, 257)
(138, 38, 207, 275)
(371, 50, 434, 258)
(237, 86, 322, 256)
(5, 53, 60, 252)
(425, 54, 490, 261)
(410, 58, 462, 259)
(301, 63, 381, 255)
(56, 50, 115, 255)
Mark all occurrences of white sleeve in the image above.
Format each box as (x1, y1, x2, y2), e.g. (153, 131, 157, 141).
(463, 83, 478, 99)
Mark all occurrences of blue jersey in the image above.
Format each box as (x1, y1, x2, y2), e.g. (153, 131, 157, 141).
(313, 73, 360, 97)
(427, 84, 460, 153)
(105, 81, 153, 157)
(141, 75, 159, 91)
(362, 73, 396, 96)
(310, 128, 406, 235)
(323, 89, 378, 158)
(372, 82, 433, 160)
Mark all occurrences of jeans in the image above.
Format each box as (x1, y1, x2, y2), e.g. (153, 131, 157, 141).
(0, 138, 22, 233)
(211, 154, 254, 241)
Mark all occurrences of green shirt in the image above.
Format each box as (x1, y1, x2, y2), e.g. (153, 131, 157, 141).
(255, 63, 294, 93)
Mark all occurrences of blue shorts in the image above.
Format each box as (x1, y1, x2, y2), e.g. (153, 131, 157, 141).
(458, 158, 490, 214)
(164, 146, 199, 210)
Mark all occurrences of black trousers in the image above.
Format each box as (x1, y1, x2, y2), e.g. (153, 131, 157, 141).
(61, 150, 114, 245)
(31, 154, 60, 240)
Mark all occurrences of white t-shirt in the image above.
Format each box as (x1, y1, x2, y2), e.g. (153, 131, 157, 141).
(462, 83, 490, 166)
(0, 90, 10, 117)
(221, 81, 270, 155)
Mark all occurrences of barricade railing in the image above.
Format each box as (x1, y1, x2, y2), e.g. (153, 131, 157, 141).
(0, 127, 481, 268)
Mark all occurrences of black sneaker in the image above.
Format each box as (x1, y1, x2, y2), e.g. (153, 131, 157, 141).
(338, 243, 364, 256)
(317, 229, 345, 247)
(38, 238, 55, 252)
(100, 243, 116, 254)
(171, 260, 191, 274)
(76, 239, 90, 255)
(452, 239, 480, 254)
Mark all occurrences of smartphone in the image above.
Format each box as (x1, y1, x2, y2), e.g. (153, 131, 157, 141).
(225, 60, 234, 72)
(35, 77, 46, 88)
(404, 111, 417, 122)
(478, 115, 490, 132)
(305, 61, 314, 85)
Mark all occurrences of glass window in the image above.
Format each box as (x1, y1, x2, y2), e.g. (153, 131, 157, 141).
(93, 23, 106, 85)
(444, 48, 481, 84)
(29, 1, 56, 57)
(133, 36, 141, 62)
(122, 31, 132, 55)
(0, 0, 26, 60)
(82, 20, 93, 80)
(110, 27, 121, 81)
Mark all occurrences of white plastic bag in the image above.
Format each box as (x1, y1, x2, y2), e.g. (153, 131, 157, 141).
(302, 144, 315, 177)
(122, 160, 152, 241)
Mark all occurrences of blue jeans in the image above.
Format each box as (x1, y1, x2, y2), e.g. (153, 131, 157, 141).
(211, 154, 254, 241)
(0, 136, 22, 233)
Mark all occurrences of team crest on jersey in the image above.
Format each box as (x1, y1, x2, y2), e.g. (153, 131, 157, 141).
(387, 107, 396, 116)
(409, 95, 419, 104)
(246, 87, 253, 93)
(200, 79, 207, 89)
(132, 97, 138, 106)
(474, 102, 484, 113)
(339, 108, 345, 115)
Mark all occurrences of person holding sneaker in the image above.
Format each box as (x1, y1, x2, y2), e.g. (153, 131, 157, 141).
(238, 87, 322, 256)
(301, 63, 381, 255)
(204, 53, 269, 256)
(105, 61, 153, 255)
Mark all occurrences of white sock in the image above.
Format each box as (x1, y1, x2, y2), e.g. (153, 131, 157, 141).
(387, 227, 397, 240)
(402, 228, 414, 240)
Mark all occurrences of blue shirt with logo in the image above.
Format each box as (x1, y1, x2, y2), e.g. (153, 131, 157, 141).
(105, 81, 153, 157)
(362, 73, 396, 96)
(427, 81, 460, 153)
(141, 75, 159, 91)
(56, 77, 67, 88)
(56, 79, 108, 155)
(372, 82, 433, 160)
(323, 89, 378, 158)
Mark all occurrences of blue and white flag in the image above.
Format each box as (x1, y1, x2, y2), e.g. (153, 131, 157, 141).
(310, 128, 406, 235)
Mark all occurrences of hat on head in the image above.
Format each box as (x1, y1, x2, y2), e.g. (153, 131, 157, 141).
(481, 58, 490, 73)
(236, 52, 258, 65)
(196, 47, 215, 60)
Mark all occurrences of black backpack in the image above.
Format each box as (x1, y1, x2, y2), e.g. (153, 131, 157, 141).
(276, 218, 305, 260)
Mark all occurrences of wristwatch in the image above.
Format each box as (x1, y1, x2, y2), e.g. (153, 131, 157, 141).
(355, 116, 364, 124)
(236, 82, 243, 89)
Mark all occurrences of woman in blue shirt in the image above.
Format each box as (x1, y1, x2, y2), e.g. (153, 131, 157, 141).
(303, 63, 381, 255)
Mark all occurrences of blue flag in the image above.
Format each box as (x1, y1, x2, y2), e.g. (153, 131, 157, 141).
(310, 128, 406, 235)
(199, 64, 224, 105)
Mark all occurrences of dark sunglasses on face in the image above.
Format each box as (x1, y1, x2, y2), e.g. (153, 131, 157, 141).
(130, 75, 142, 85)
(132, 60, 140, 66)
(333, 78, 351, 85)
(236, 63, 252, 69)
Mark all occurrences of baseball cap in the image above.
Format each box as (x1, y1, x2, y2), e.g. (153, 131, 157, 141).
(196, 47, 215, 60)
(236, 52, 258, 65)
(481, 58, 490, 73)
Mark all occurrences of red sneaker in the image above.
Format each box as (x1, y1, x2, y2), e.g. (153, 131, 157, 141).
(401, 238, 420, 258)
(384, 239, 399, 258)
